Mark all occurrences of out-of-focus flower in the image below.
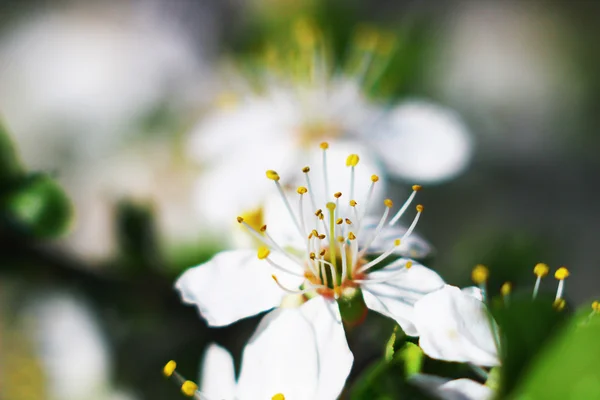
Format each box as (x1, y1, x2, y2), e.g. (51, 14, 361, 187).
(189, 20, 472, 239)
(165, 296, 352, 400)
(411, 375, 493, 400)
(176, 144, 444, 335)
(20, 291, 135, 400)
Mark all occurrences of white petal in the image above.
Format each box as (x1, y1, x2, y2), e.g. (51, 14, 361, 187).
(361, 260, 445, 336)
(236, 297, 352, 400)
(175, 250, 304, 327)
(414, 285, 500, 366)
(360, 217, 434, 259)
(439, 379, 494, 400)
(370, 101, 473, 183)
(199, 343, 237, 399)
(461, 286, 484, 301)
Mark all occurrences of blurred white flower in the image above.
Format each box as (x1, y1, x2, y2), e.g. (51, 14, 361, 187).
(413, 285, 500, 367)
(411, 375, 493, 400)
(23, 291, 136, 400)
(189, 296, 352, 400)
(176, 144, 444, 335)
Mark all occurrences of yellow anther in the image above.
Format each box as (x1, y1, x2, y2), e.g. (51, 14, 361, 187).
(271, 274, 279, 282)
(334, 192, 342, 198)
(405, 261, 413, 269)
(318, 214, 324, 220)
(260, 225, 267, 232)
(181, 381, 198, 397)
(345, 218, 352, 224)
(320, 142, 329, 150)
(416, 204, 424, 212)
(348, 232, 356, 240)
(592, 301, 600, 312)
(394, 239, 401, 246)
(309, 252, 316, 260)
(336, 218, 343, 225)
(272, 393, 286, 400)
(319, 249, 326, 257)
(553, 298, 566, 311)
(326, 202, 336, 210)
(533, 263, 549, 278)
(315, 209, 323, 217)
(163, 360, 176, 377)
(346, 154, 360, 167)
(297, 186, 308, 194)
(318, 234, 326, 240)
(349, 200, 357, 207)
(311, 229, 319, 236)
(501, 282, 512, 296)
(257, 246, 271, 260)
(266, 170, 280, 181)
(384, 199, 393, 208)
(554, 267, 570, 280)
(302, 166, 310, 173)
(337, 236, 345, 243)
(371, 174, 379, 182)
(472, 264, 489, 284)
(412, 185, 422, 191)
(236, 216, 244, 223)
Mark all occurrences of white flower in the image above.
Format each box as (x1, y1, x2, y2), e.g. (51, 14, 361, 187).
(189, 23, 472, 237)
(165, 296, 353, 400)
(413, 285, 500, 367)
(411, 375, 494, 400)
(176, 144, 445, 336)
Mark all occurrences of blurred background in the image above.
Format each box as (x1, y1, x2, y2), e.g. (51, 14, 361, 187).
(1, 0, 599, 399)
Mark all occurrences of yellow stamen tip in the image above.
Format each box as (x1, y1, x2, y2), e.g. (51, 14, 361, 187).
(349, 200, 357, 207)
(501, 282, 512, 296)
(309, 252, 316, 260)
(405, 261, 413, 269)
(297, 186, 308, 194)
(554, 267, 570, 280)
(320, 142, 329, 150)
(533, 263, 549, 278)
(315, 209, 323, 217)
(335, 218, 343, 225)
(371, 174, 379, 182)
(163, 360, 176, 377)
(257, 246, 270, 260)
(348, 232, 356, 240)
(553, 298, 566, 311)
(271, 274, 279, 282)
(416, 204, 424, 212)
(302, 166, 310, 173)
(236, 216, 244, 223)
(384, 199, 393, 208)
(319, 249, 326, 256)
(318, 234, 326, 240)
(272, 394, 286, 400)
(266, 170, 280, 181)
(592, 301, 600, 312)
(181, 381, 198, 397)
(412, 184, 422, 191)
(326, 202, 336, 210)
(346, 154, 360, 167)
(345, 218, 352, 224)
(334, 192, 342, 198)
(337, 236, 345, 243)
(472, 264, 489, 284)
(394, 239, 401, 246)
(260, 224, 267, 232)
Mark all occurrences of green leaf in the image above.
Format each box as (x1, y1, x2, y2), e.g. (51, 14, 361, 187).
(4, 174, 72, 237)
(510, 304, 600, 399)
(490, 293, 569, 397)
(0, 120, 23, 182)
(399, 342, 424, 378)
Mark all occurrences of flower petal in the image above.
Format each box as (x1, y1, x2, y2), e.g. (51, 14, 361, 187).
(369, 101, 473, 183)
(175, 250, 303, 327)
(361, 260, 445, 336)
(439, 379, 494, 400)
(236, 297, 352, 400)
(414, 285, 500, 366)
(199, 343, 237, 399)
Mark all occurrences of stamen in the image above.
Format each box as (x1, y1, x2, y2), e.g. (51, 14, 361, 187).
(297, 187, 308, 237)
(532, 263, 549, 299)
(340, 240, 349, 282)
(401, 205, 424, 241)
(272, 394, 286, 400)
(553, 298, 566, 311)
(501, 282, 512, 306)
(389, 185, 422, 226)
(354, 260, 413, 283)
(346, 154, 359, 201)
(358, 175, 378, 231)
(303, 166, 318, 212)
(162, 361, 205, 400)
(272, 275, 320, 294)
(357, 238, 401, 273)
(267, 170, 303, 237)
(321, 142, 330, 200)
(472, 264, 489, 301)
(357, 198, 393, 259)
(554, 266, 570, 301)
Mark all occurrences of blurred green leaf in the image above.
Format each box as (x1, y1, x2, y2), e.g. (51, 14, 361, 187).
(400, 342, 425, 378)
(4, 174, 72, 237)
(0, 120, 23, 183)
(490, 293, 569, 398)
(510, 304, 600, 399)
